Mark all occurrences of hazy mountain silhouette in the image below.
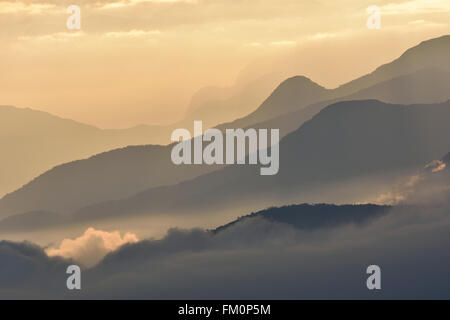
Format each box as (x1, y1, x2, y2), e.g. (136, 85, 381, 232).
(335, 35, 450, 96)
(345, 66, 450, 105)
(182, 73, 286, 130)
(0, 72, 287, 200)
(0, 211, 65, 232)
(216, 76, 333, 130)
(0, 144, 222, 217)
(0, 75, 320, 200)
(4, 61, 446, 218)
(213, 203, 392, 233)
(218, 35, 450, 131)
(1, 35, 449, 221)
(70, 100, 450, 222)
(3, 146, 448, 233)
(0, 105, 176, 198)
(254, 65, 450, 139)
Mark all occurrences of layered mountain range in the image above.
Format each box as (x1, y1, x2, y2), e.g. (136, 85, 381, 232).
(0, 35, 449, 231)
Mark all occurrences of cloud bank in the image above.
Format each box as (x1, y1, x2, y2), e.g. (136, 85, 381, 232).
(0, 161, 449, 299)
(46, 227, 138, 267)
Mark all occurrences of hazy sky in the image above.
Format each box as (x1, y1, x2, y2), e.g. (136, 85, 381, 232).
(1, 0, 449, 128)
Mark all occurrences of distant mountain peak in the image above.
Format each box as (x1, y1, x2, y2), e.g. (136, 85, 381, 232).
(402, 34, 450, 55)
(335, 34, 450, 96)
(253, 75, 329, 115)
(277, 75, 326, 90)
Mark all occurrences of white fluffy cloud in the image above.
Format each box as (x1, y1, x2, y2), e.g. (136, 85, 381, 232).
(46, 227, 138, 267)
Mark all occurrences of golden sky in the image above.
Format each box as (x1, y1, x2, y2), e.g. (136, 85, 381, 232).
(1, 0, 449, 128)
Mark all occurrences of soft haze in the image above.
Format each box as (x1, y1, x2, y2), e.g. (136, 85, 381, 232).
(1, 0, 449, 128)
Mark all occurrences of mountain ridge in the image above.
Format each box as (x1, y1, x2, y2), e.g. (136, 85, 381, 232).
(1, 35, 449, 219)
(68, 99, 450, 223)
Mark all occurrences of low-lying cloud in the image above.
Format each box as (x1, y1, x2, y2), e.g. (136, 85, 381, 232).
(46, 227, 138, 267)
(1, 163, 449, 299)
